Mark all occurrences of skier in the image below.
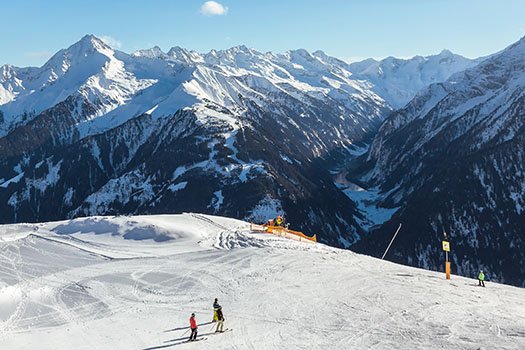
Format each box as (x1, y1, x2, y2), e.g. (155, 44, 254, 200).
(215, 304, 225, 333)
(189, 313, 198, 341)
(212, 298, 220, 322)
(478, 270, 485, 287)
(275, 215, 283, 227)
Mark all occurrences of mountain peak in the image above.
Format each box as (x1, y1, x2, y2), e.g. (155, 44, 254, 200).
(217, 45, 258, 57)
(311, 50, 348, 67)
(79, 34, 98, 43)
(289, 48, 312, 58)
(166, 46, 203, 64)
(438, 49, 454, 56)
(40, 34, 113, 73)
(167, 46, 185, 54)
(133, 46, 167, 59)
(224, 44, 249, 52)
(74, 34, 111, 52)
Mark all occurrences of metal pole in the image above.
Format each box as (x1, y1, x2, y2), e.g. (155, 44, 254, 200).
(381, 223, 402, 260)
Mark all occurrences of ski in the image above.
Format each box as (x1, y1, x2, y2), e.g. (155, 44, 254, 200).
(184, 337, 207, 343)
(213, 328, 233, 334)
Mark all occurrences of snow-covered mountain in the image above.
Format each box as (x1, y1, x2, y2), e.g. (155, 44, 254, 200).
(0, 35, 397, 247)
(348, 36, 525, 286)
(1, 214, 524, 349)
(0, 36, 157, 137)
(348, 50, 481, 109)
(0, 35, 488, 269)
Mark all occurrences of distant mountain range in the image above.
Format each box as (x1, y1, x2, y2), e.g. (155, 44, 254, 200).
(349, 36, 525, 286)
(2, 34, 523, 286)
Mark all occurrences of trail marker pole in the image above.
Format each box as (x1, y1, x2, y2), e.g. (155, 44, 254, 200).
(442, 239, 451, 280)
(381, 223, 402, 260)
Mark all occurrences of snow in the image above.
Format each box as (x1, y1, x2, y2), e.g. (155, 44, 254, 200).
(279, 153, 293, 164)
(71, 170, 155, 217)
(346, 144, 369, 156)
(0, 35, 484, 146)
(1, 34, 473, 148)
(245, 195, 283, 223)
(0, 35, 156, 137)
(222, 129, 265, 183)
(168, 181, 188, 193)
(0, 213, 524, 349)
(365, 36, 525, 194)
(348, 50, 479, 108)
(145, 104, 159, 115)
(0, 172, 24, 188)
(334, 173, 399, 231)
(26, 159, 62, 193)
(1, 34, 395, 141)
(343, 184, 399, 230)
(208, 190, 224, 212)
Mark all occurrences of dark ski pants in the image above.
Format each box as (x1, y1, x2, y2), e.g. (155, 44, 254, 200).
(479, 280, 485, 287)
(189, 328, 198, 341)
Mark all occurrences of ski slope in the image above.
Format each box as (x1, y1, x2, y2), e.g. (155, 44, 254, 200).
(0, 214, 524, 349)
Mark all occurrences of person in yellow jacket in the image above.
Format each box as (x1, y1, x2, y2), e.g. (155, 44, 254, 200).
(478, 271, 485, 287)
(212, 298, 220, 322)
(275, 215, 283, 227)
(215, 305, 225, 333)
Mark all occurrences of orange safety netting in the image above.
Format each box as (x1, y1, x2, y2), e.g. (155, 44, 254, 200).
(251, 224, 316, 243)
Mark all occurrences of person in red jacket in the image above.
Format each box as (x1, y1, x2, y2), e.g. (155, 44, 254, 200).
(189, 313, 198, 341)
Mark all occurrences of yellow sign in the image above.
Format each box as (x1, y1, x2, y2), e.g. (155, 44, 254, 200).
(442, 241, 450, 252)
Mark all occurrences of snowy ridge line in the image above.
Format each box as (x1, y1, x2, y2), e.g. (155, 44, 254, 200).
(189, 213, 242, 234)
(28, 233, 117, 260)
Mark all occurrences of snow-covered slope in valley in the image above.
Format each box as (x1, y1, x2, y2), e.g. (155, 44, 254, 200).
(0, 214, 524, 350)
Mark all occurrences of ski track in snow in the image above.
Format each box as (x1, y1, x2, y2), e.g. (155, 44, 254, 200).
(0, 213, 524, 349)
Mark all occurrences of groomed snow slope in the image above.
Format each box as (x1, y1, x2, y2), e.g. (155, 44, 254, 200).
(0, 214, 524, 349)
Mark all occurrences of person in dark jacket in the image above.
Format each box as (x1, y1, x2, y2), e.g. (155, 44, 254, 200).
(189, 313, 198, 341)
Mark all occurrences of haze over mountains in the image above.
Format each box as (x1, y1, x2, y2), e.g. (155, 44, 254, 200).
(1, 34, 523, 286)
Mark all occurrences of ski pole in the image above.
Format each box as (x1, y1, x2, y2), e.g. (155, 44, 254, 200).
(381, 223, 402, 260)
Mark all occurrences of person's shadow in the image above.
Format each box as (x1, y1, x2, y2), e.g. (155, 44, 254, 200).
(142, 331, 216, 350)
(163, 321, 214, 333)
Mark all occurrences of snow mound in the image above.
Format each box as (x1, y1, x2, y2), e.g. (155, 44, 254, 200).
(47, 216, 175, 242)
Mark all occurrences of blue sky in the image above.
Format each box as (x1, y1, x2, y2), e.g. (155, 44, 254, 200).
(1, 0, 524, 67)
